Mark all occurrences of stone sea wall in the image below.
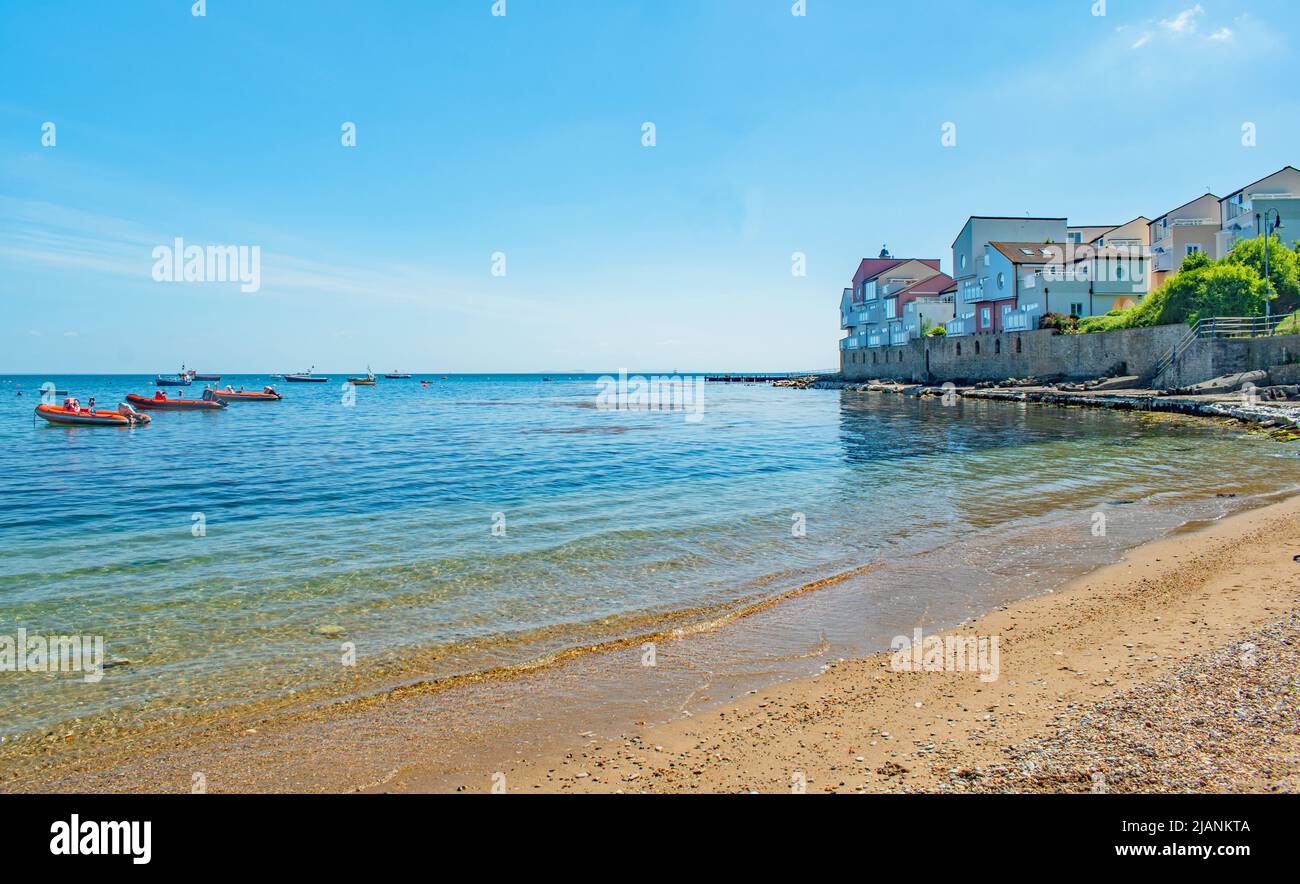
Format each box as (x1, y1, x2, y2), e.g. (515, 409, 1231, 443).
(840, 324, 1187, 385)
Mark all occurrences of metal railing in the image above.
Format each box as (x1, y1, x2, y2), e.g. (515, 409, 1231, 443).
(946, 315, 974, 337)
(1153, 314, 1298, 379)
(1001, 311, 1039, 332)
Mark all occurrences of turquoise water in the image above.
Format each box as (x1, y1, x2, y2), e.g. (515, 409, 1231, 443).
(0, 373, 1294, 737)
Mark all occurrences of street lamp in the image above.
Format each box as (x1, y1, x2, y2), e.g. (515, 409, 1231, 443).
(1257, 208, 1284, 325)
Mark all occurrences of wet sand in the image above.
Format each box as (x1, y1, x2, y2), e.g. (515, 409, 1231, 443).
(5, 492, 1298, 794)
(453, 492, 1300, 794)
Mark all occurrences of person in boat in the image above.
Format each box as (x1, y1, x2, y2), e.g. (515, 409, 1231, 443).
(262, 385, 274, 394)
(87, 396, 96, 412)
(154, 390, 166, 401)
(63, 397, 79, 413)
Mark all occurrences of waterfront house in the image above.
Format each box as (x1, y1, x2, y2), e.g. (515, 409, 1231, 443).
(841, 250, 945, 367)
(1216, 165, 1300, 257)
(1027, 217, 1152, 319)
(1149, 193, 1220, 287)
(949, 216, 1068, 335)
(967, 242, 1064, 333)
(898, 274, 956, 341)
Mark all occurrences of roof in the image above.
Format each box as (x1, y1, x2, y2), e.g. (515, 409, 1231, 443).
(851, 257, 942, 289)
(987, 242, 1067, 265)
(1070, 225, 1118, 240)
(1089, 216, 1152, 244)
(851, 258, 903, 288)
(1068, 245, 1152, 264)
(891, 272, 955, 299)
(951, 216, 1069, 248)
(1221, 166, 1300, 202)
(1151, 192, 1221, 222)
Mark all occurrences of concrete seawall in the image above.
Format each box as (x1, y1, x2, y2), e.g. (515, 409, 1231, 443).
(840, 324, 1185, 385)
(1154, 333, 1300, 390)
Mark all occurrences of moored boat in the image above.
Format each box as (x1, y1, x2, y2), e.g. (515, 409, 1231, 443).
(203, 386, 282, 402)
(155, 374, 192, 387)
(347, 367, 377, 386)
(192, 374, 222, 381)
(384, 371, 412, 379)
(35, 400, 151, 427)
(126, 392, 227, 411)
(280, 368, 329, 383)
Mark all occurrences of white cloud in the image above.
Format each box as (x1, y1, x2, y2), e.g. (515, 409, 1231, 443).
(1209, 27, 1233, 42)
(1131, 33, 1152, 50)
(1159, 5, 1204, 36)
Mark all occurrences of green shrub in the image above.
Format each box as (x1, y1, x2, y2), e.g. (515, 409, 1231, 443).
(1038, 312, 1078, 333)
(925, 325, 947, 337)
(1224, 235, 1299, 313)
(1077, 250, 1271, 332)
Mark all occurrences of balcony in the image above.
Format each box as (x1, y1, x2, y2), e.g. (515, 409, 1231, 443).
(889, 328, 909, 346)
(1224, 200, 1252, 223)
(1001, 305, 1043, 333)
(840, 335, 865, 351)
(866, 333, 886, 348)
(946, 314, 973, 337)
(1038, 266, 1087, 283)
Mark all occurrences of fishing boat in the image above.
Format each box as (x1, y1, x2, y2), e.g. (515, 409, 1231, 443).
(280, 368, 330, 383)
(35, 400, 151, 427)
(347, 368, 377, 386)
(384, 371, 412, 379)
(126, 392, 227, 411)
(203, 386, 282, 402)
(155, 374, 192, 387)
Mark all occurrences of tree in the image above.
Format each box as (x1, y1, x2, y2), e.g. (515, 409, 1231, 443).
(1223, 235, 1299, 313)
(1187, 263, 1267, 323)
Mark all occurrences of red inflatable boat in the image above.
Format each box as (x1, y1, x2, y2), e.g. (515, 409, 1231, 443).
(126, 393, 227, 411)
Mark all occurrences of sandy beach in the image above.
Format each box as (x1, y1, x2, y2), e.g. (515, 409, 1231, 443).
(452, 490, 1300, 794)
(5, 484, 1296, 794)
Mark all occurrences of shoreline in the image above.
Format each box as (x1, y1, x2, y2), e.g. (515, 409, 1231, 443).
(783, 375, 1300, 436)
(433, 489, 1300, 794)
(5, 486, 1297, 794)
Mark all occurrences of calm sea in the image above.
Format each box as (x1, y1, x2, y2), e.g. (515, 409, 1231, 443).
(0, 372, 1295, 739)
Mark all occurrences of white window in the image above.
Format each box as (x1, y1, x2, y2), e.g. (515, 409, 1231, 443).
(960, 254, 968, 270)
(1067, 232, 1082, 244)
(1185, 244, 1203, 256)
(980, 307, 991, 328)
(1070, 302, 1084, 317)
(884, 299, 897, 319)
(997, 272, 1006, 290)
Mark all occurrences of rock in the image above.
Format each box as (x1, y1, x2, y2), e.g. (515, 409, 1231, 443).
(312, 625, 346, 637)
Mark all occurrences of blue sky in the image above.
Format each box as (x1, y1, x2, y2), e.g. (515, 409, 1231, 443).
(1, 0, 1296, 373)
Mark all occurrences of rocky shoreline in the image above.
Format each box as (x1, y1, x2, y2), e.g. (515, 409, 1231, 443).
(773, 374, 1300, 438)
